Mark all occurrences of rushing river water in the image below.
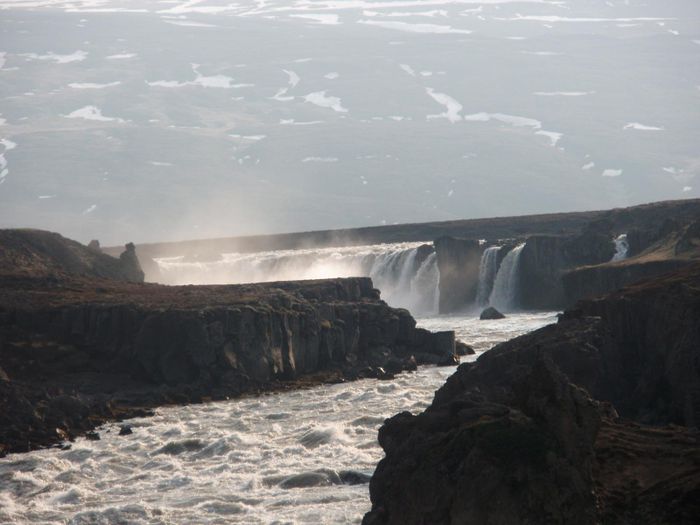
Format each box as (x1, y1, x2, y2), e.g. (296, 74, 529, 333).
(0, 312, 556, 524)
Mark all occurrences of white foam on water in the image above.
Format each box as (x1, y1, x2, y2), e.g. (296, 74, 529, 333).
(623, 122, 664, 131)
(63, 105, 125, 123)
(602, 168, 623, 177)
(304, 91, 348, 113)
(582, 162, 595, 170)
(359, 19, 471, 34)
(82, 204, 97, 214)
(324, 72, 339, 80)
(2, 309, 556, 522)
(682, 186, 692, 192)
(425, 87, 462, 123)
(150, 161, 173, 166)
(290, 13, 340, 25)
(68, 81, 121, 89)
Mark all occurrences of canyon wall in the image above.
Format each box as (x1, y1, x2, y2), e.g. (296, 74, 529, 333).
(364, 263, 700, 525)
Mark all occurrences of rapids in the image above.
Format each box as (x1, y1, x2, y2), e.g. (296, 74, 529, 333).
(0, 313, 556, 524)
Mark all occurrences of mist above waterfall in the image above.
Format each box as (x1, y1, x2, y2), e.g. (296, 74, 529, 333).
(156, 242, 439, 315)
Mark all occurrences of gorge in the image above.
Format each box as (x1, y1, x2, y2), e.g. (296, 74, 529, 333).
(1, 198, 700, 523)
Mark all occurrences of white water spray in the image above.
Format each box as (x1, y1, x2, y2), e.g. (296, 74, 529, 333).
(488, 243, 526, 312)
(611, 233, 628, 261)
(156, 243, 440, 315)
(476, 246, 501, 306)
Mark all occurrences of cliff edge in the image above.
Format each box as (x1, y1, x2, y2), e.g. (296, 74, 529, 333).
(364, 263, 700, 524)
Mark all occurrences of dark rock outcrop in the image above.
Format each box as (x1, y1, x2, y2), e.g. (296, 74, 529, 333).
(563, 217, 700, 306)
(364, 263, 700, 524)
(479, 306, 505, 320)
(0, 274, 455, 455)
(118, 242, 145, 282)
(518, 229, 614, 309)
(455, 340, 475, 356)
(0, 229, 144, 283)
(434, 236, 482, 313)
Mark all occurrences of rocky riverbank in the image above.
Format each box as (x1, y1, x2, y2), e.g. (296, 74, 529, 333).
(0, 231, 456, 456)
(363, 263, 700, 524)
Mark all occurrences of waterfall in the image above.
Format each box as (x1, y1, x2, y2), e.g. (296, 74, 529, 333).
(409, 253, 440, 315)
(155, 242, 440, 315)
(488, 243, 525, 312)
(611, 233, 628, 261)
(476, 246, 501, 306)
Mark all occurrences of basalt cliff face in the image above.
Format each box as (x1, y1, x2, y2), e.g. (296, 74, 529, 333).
(0, 230, 455, 456)
(434, 237, 482, 314)
(364, 264, 700, 525)
(433, 206, 700, 312)
(563, 218, 700, 306)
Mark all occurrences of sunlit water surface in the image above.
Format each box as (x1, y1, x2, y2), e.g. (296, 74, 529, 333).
(0, 312, 556, 524)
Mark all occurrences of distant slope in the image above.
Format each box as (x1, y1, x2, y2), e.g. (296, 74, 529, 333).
(0, 229, 143, 282)
(103, 198, 700, 261)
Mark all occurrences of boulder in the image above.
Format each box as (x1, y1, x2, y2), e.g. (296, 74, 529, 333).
(479, 306, 505, 320)
(455, 340, 475, 355)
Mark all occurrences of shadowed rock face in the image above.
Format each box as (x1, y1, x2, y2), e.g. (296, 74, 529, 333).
(563, 218, 700, 307)
(364, 263, 700, 525)
(0, 273, 455, 455)
(517, 230, 614, 309)
(434, 236, 482, 313)
(0, 229, 144, 283)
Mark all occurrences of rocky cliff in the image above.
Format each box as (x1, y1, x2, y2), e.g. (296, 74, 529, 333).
(517, 227, 615, 309)
(434, 236, 482, 313)
(0, 228, 458, 456)
(364, 263, 700, 524)
(0, 229, 144, 282)
(0, 274, 455, 456)
(563, 218, 700, 306)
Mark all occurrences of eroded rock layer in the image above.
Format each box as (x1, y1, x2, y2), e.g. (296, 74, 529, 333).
(0, 275, 454, 455)
(364, 263, 700, 525)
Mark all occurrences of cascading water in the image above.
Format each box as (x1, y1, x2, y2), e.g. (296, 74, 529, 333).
(488, 243, 526, 312)
(611, 233, 629, 261)
(409, 253, 440, 315)
(155, 242, 440, 315)
(475, 246, 501, 306)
